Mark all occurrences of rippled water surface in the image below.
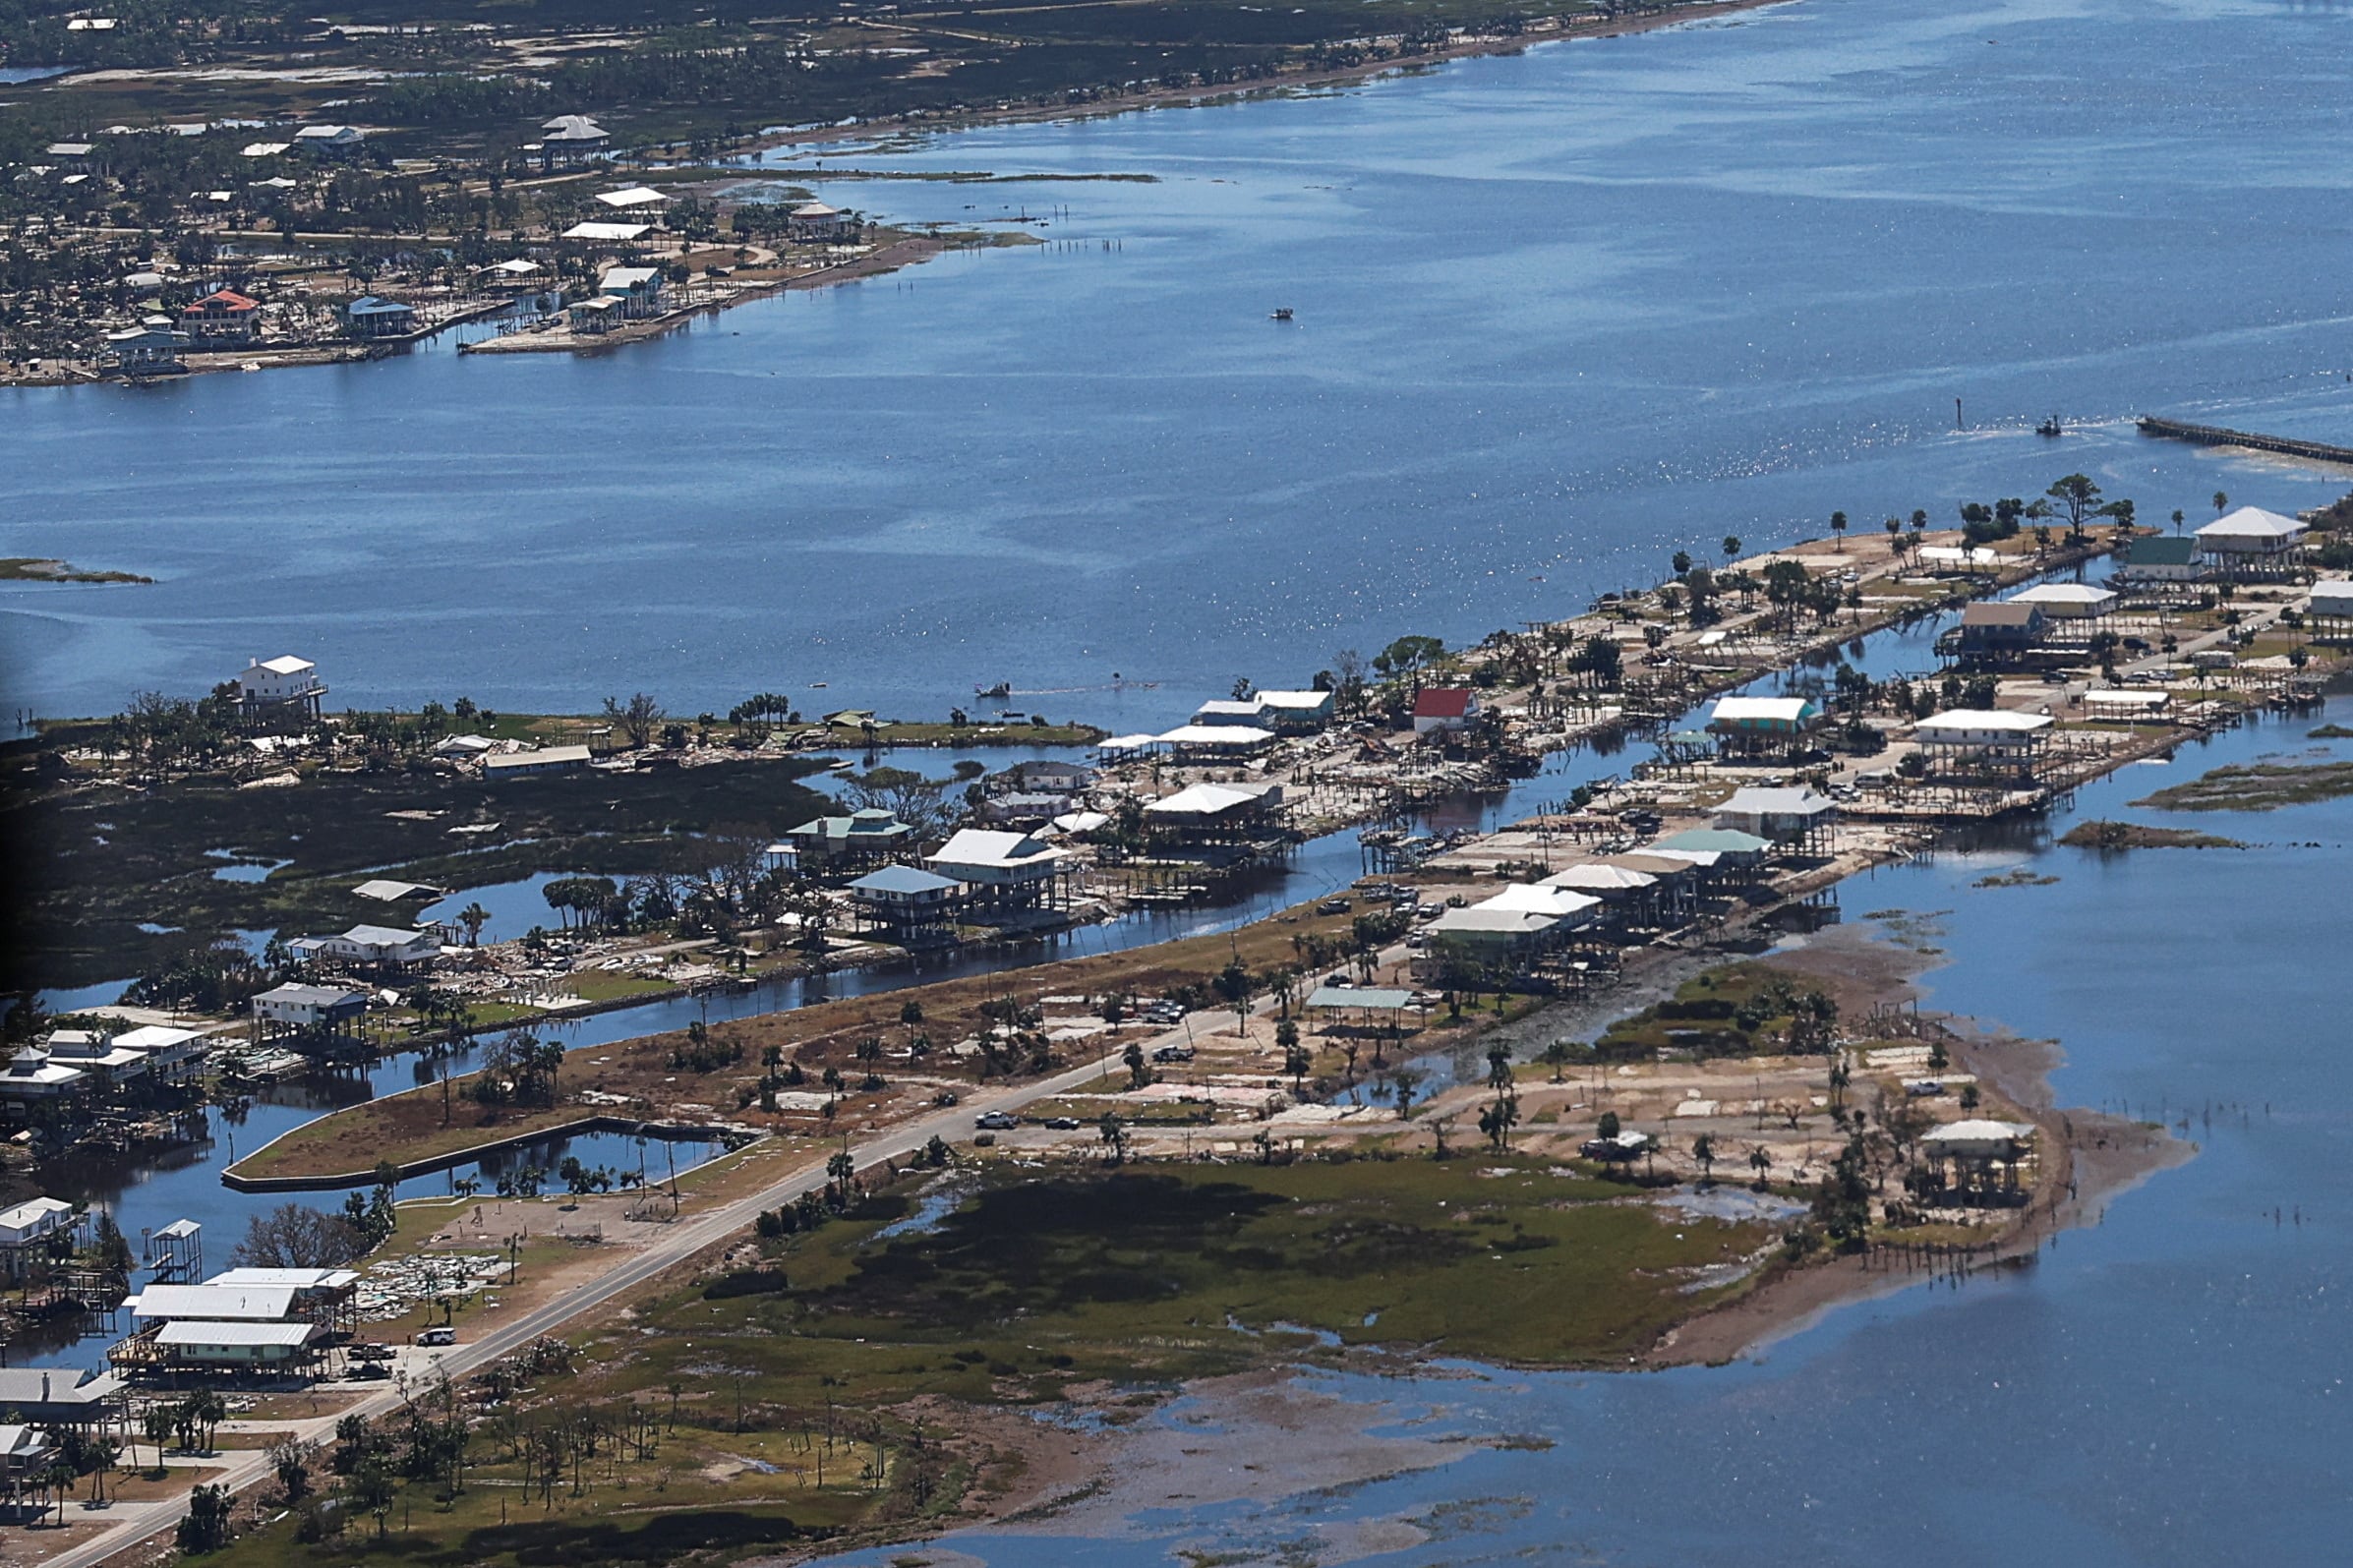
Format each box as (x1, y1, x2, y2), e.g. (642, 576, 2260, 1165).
(7, 0, 2353, 727)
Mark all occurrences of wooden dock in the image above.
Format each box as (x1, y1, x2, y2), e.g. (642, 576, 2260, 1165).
(2137, 415, 2353, 467)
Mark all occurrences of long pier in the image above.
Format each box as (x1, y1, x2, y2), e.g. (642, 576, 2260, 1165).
(2137, 415, 2353, 467)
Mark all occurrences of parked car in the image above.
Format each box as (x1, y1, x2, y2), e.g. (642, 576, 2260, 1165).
(1043, 1116, 1082, 1131)
(975, 1111, 1019, 1131)
(1317, 898, 1352, 915)
(414, 1327, 456, 1347)
(933, 1090, 961, 1107)
(1152, 1044, 1196, 1064)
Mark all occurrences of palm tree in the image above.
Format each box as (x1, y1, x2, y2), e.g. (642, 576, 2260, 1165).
(1721, 535, 1741, 563)
(1391, 1067, 1424, 1121)
(1829, 510, 1848, 544)
(1692, 1132, 1716, 1186)
(2212, 490, 2229, 516)
(458, 902, 490, 947)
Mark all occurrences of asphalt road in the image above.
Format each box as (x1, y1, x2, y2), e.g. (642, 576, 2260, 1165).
(39, 1037, 1165, 1568)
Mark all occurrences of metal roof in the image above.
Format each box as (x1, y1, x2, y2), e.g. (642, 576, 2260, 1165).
(1718, 786, 1836, 816)
(1915, 709, 2055, 736)
(255, 982, 368, 1007)
(2010, 583, 2117, 606)
(204, 1267, 359, 1290)
(930, 829, 1065, 868)
(1711, 696, 1818, 724)
(850, 865, 961, 897)
(0, 1368, 117, 1407)
(1155, 724, 1276, 746)
(1305, 985, 1416, 1010)
(2199, 505, 2305, 540)
(1146, 783, 1276, 816)
(131, 1284, 300, 1321)
(1542, 863, 1654, 892)
(1478, 884, 1601, 919)
(155, 1320, 319, 1348)
(1651, 828, 1773, 854)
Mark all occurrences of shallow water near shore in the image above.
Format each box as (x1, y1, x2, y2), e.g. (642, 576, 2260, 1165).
(7, 0, 2353, 725)
(801, 696, 2353, 1564)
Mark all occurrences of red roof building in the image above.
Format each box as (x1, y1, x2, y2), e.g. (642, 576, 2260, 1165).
(1411, 687, 1479, 733)
(183, 289, 262, 344)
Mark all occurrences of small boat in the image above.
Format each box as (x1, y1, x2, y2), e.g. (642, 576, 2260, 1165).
(974, 680, 1011, 698)
(1270, 308, 1294, 321)
(2036, 415, 2064, 437)
(808, 681, 827, 688)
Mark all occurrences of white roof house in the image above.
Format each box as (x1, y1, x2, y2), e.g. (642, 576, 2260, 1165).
(111, 1024, 204, 1055)
(595, 186, 667, 207)
(0, 1198, 76, 1249)
(1191, 698, 1267, 725)
(1913, 710, 2056, 746)
(542, 114, 611, 143)
(928, 829, 1069, 886)
(240, 141, 291, 157)
(154, 1320, 322, 1362)
(562, 220, 650, 242)
(1144, 782, 1281, 819)
(1427, 906, 1563, 950)
(1477, 884, 1602, 923)
(1542, 862, 1656, 896)
(0, 1368, 120, 1420)
(1255, 689, 1335, 725)
(2311, 580, 2353, 617)
(130, 1284, 301, 1322)
(1155, 724, 1276, 754)
(253, 982, 369, 1027)
(234, 654, 324, 707)
(1921, 1119, 2036, 1158)
(483, 743, 592, 778)
(1714, 786, 1837, 840)
(599, 264, 662, 294)
(2197, 506, 2306, 553)
(1709, 696, 1821, 732)
(0, 1054, 88, 1098)
(2009, 583, 2118, 617)
(204, 1267, 359, 1292)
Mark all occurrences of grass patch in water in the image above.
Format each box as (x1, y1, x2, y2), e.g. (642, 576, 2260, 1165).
(2058, 820, 2246, 850)
(2130, 760, 2353, 813)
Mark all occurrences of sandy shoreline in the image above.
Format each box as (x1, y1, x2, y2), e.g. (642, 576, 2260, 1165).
(754, 0, 1795, 158)
(794, 919, 2194, 1566)
(1644, 922, 2193, 1366)
(4, 0, 1790, 392)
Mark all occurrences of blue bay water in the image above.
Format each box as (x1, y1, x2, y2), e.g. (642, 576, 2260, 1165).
(804, 701, 2353, 1566)
(7, 0, 2353, 728)
(2, 0, 2350, 1551)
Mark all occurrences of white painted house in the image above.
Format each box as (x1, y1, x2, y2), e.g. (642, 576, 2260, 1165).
(2197, 506, 2307, 576)
(233, 654, 325, 713)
